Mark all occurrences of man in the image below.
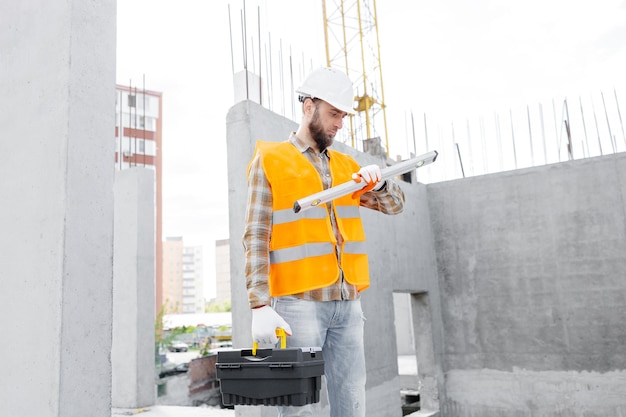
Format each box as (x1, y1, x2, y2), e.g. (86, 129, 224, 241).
(243, 66, 405, 417)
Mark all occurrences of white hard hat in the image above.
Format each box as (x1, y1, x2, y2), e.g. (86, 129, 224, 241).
(296, 67, 355, 115)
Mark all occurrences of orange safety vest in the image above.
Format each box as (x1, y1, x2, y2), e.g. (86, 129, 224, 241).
(249, 140, 370, 296)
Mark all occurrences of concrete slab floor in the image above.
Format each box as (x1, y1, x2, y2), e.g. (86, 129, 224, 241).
(113, 405, 435, 417)
(114, 355, 419, 416)
(113, 404, 438, 417)
(112, 406, 234, 417)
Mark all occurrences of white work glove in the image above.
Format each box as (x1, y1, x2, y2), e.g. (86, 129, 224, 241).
(351, 164, 385, 199)
(251, 306, 292, 346)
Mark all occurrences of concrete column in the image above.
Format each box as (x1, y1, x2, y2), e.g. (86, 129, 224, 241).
(0, 1, 116, 417)
(112, 168, 156, 408)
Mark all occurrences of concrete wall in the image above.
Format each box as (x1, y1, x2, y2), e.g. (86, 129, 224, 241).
(429, 154, 626, 417)
(0, 1, 116, 416)
(226, 100, 626, 417)
(112, 168, 156, 408)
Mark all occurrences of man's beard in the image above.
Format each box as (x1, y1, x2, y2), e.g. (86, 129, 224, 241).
(309, 108, 334, 151)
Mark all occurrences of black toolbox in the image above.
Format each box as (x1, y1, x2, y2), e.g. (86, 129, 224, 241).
(216, 345, 324, 406)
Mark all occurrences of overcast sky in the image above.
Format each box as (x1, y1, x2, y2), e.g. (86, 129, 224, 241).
(117, 0, 626, 298)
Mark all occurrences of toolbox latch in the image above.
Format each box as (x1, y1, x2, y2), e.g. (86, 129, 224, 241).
(269, 363, 293, 369)
(218, 363, 242, 369)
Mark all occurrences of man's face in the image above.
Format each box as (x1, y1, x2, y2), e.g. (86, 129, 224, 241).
(308, 100, 348, 151)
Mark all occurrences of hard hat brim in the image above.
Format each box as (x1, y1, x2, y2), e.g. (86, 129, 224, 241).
(328, 100, 356, 115)
(297, 92, 356, 115)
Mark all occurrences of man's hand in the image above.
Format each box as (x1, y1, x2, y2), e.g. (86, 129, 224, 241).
(351, 164, 384, 199)
(251, 306, 292, 346)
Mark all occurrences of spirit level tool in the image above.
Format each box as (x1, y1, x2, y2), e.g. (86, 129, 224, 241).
(293, 150, 438, 213)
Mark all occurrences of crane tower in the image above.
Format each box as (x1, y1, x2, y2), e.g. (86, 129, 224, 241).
(322, 0, 389, 157)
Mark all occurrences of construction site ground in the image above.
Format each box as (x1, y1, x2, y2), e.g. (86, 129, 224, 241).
(114, 355, 420, 417)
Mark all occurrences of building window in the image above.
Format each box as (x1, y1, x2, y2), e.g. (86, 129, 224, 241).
(139, 116, 154, 130)
(128, 95, 136, 107)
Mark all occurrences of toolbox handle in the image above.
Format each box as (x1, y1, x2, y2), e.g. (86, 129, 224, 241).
(252, 328, 287, 356)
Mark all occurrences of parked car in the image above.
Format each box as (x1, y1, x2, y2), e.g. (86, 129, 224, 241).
(168, 340, 189, 352)
(158, 362, 189, 378)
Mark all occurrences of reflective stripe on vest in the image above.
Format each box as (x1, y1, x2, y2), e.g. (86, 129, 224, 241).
(335, 205, 360, 219)
(270, 242, 335, 264)
(343, 241, 367, 255)
(270, 202, 365, 265)
(272, 206, 327, 225)
(272, 205, 359, 225)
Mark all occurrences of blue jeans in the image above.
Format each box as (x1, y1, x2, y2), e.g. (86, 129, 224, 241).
(272, 296, 367, 417)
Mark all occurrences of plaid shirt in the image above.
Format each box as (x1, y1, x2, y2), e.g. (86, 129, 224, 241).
(243, 133, 405, 308)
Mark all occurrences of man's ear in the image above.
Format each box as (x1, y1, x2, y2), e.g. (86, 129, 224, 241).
(303, 98, 315, 117)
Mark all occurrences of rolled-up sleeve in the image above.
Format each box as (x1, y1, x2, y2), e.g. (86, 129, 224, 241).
(358, 180, 405, 214)
(242, 155, 273, 308)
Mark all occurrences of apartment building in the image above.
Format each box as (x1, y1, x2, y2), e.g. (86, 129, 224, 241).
(163, 237, 204, 314)
(182, 245, 204, 313)
(214, 239, 232, 305)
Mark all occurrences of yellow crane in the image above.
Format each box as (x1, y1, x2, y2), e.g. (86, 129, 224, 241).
(321, 0, 390, 157)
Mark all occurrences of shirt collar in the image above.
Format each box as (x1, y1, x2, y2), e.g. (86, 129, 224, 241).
(289, 132, 330, 158)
